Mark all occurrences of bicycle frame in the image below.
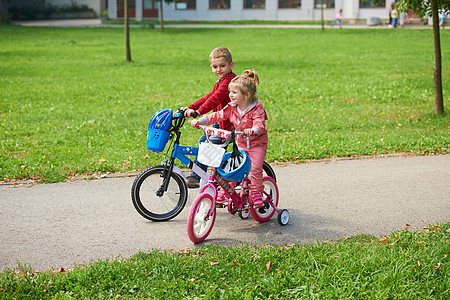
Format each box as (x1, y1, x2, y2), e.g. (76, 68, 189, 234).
(200, 167, 281, 220)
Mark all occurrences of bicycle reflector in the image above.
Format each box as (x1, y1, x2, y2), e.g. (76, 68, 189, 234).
(217, 150, 251, 182)
(147, 109, 172, 152)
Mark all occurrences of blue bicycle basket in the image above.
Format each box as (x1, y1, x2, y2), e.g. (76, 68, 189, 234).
(147, 109, 172, 152)
(217, 150, 251, 182)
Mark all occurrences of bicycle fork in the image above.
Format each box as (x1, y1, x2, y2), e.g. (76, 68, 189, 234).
(157, 159, 175, 197)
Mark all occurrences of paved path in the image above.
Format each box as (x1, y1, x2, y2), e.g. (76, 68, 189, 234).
(12, 18, 443, 29)
(1, 155, 449, 271)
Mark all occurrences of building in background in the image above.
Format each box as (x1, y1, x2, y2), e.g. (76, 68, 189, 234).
(107, 0, 396, 24)
(7, 0, 423, 25)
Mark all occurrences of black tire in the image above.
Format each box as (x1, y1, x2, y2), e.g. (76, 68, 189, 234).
(263, 161, 276, 182)
(277, 209, 290, 226)
(131, 165, 188, 222)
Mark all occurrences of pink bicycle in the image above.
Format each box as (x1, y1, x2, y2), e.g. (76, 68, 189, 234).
(187, 125, 289, 244)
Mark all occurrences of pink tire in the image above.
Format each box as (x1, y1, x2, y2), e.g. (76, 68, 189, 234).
(187, 193, 216, 243)
(250, 176, 279, 223)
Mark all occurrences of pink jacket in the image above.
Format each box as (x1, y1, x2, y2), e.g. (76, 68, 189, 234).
(201, 102, 268, 149)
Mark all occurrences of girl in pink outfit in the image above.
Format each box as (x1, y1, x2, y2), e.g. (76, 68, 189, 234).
(191, 70, 268, 208)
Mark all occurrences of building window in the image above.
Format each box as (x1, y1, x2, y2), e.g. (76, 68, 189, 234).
(176, 0, 196, 10)
(210, 0, 230, 9)
(314, 0, 335, 9)
(278, 0, 301, 9)
(360, 0, 385, 8)
(244, 0, 265, 9)
(144, 0, 155, 9)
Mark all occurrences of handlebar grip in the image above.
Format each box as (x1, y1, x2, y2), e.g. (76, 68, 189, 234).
(235, 130, 258, 137)
(191, 111, 199, 118)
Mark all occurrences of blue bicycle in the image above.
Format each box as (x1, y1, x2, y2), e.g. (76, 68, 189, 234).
(131, 108, 276, 222)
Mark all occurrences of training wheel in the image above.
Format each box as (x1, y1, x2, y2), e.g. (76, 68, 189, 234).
(227, 200, 237, 215)
(277, 209, 289, 226)
(238, 208, 250, 219)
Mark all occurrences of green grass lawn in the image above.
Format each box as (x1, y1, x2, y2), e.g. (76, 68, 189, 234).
(1, 223, 448, 298)
(0, 25, 449, 182)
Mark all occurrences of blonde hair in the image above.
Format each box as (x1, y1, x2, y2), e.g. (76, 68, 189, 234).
(209, 47, 233, 63)
(229, 70, 260, 103)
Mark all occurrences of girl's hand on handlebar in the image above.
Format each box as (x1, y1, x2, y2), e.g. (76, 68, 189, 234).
(190, 119, 201, 128)
(244, 128, 256, 137)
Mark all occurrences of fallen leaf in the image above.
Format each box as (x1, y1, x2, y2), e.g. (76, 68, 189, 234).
(275, 232, 282, 234)
(434, 266, 441, 270)
(266, 261, 272, 271)
(220, 277, 225, 280)
(190, 278, 196, 283)
(232, 261, 241, 266)
(210, 261, 219, 266)
(379, 237, 388, 245)
(418, 261, 422, 267)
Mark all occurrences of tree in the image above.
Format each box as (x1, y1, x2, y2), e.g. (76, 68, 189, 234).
(395, 0, 449, 115)
(159, 0, 164, 31)
(321, 0, 325, 31)
(124, 0, 132, 62)
(156, 0, 175, 32)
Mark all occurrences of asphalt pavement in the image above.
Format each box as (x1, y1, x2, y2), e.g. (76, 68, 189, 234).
(12, 18, 444, 29)
(1, 154, 449, 271)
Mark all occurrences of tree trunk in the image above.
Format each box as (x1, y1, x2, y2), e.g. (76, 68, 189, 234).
(124, 0, 132, 62)
(159, 0, 164, 31)
(431, 0, 443, 114)
(0, 0, 8, 24)
(321, 0, 324, 31)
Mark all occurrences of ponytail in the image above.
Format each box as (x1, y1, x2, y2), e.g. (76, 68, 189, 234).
(230, 69, 260, 103)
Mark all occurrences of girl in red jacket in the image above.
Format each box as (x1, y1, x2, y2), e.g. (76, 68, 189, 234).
(191, 70, 268, 208)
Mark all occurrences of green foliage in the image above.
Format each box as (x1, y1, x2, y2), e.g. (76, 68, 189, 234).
(9, 3, 94, 20)
(0, 26, 449, 182)
(1, 223, 449, 298)
(369, 0, 450, 17)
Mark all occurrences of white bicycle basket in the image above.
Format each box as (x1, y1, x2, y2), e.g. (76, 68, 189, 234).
(197, 142, 225, 167)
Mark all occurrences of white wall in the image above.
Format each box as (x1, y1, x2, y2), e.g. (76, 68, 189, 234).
(109, 0, 392, 22)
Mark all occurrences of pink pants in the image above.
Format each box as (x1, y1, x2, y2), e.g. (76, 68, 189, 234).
(241, 143, 267, 195)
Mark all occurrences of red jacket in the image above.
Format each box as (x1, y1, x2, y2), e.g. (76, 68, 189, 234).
(203, 102, 268, 149)
(188, 72, 236, 130)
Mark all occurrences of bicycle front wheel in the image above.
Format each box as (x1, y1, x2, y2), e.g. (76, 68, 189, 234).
(131, 165, 188, 222)
(187, 193, 216, 244)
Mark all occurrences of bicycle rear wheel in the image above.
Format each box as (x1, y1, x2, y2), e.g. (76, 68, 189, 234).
(131, 165, 187, 222)
(263, 161, 276, 182)
(250, 176, 279, 223)
(187, 193, 216, 243)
